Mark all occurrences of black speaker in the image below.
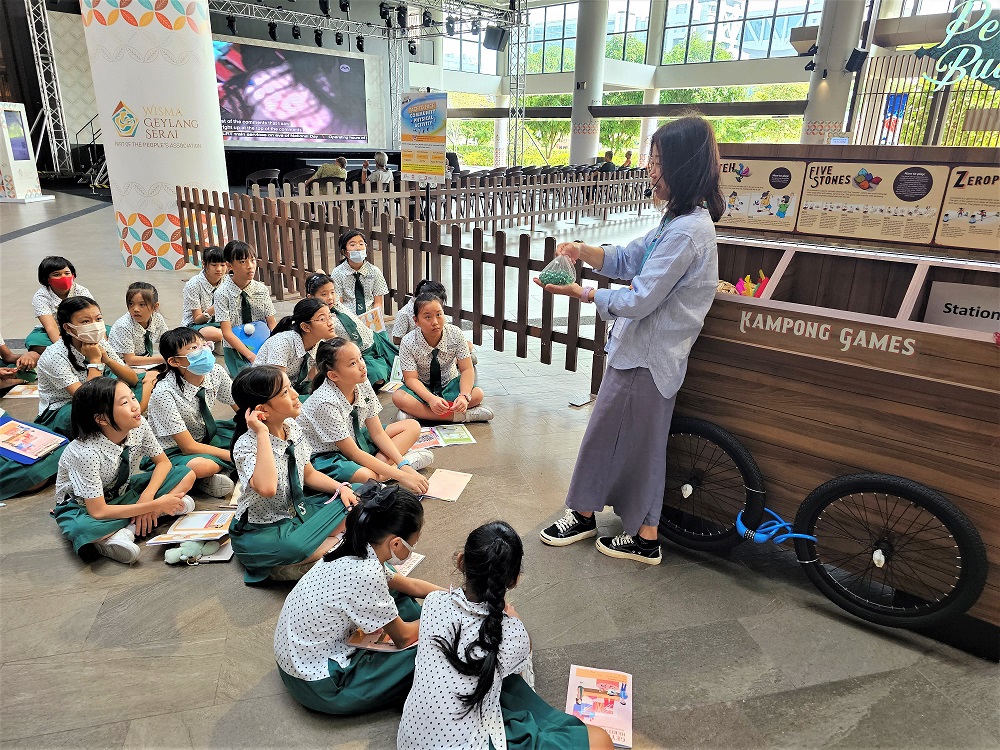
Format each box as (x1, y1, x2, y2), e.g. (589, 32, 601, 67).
(483, 25, 509, 51)
(845, 47, 869, 73)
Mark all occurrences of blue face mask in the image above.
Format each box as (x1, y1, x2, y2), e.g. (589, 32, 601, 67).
(182, 347, 215, 376)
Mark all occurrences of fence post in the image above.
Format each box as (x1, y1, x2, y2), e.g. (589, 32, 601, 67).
(539, 235, 555, 365)
(515, 233, 530, 359)
(449, 224, 463, 330)
(471, 227, 484, 347)
(493, 230, 506, 352)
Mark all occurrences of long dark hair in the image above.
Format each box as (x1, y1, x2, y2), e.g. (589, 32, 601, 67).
(311, 337, 352, 392)
(271, 298, 326, 338)
(56, 296, 101, 373)
(434, 521, 523, 716)
(70, 377, 122, 439)
(651, 116, 724, 222)
(338, 229, 365, 256)
(155, 327, 204, 391)
(229, 365, 285, 453)
(325, 482, 424, 561)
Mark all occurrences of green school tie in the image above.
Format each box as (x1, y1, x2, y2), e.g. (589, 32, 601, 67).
(240, 290, 252, 324)
(351, 405, 376, 455)
(285, 442, 304, 509)
(108, 445, 131, 499)
(196, 387, 217, 443)
(142, 330, 153, 357)
(333, 309, 365, 348)
(295, 354, 311, 395)
(353, 272, 366, 315)
(429, 348, 442, 396)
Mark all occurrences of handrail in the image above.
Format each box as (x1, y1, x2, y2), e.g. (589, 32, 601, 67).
(75, 113, 101, 145)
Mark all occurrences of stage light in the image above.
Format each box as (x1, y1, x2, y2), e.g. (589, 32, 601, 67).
(804, 60, 816, 72)
(268, 21, 277, 40)
(335, 31, 344, 45)
(292, 24, 301, 39)
(356, 34, 364, 52)
(379, 2, 390, 21)
(397, 5, 407, 29)
(446, 16, 455, 35)
(408, 39, 417, 55)
(315, 28, 323, 46)
(339, 0, 350, 11)
(226, 14, 237, 33)
(822, 68, 828, 79)
(422, 9, 432, 26)
(471, 17, 480, 35)
(806, 43, 818, 56)
(318, 0, 329, 16)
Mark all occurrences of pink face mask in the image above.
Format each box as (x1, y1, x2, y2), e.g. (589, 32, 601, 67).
(49, 275, 74, 293)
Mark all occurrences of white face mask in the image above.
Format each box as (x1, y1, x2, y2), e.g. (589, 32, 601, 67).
(348, 250, 366, 264)
(70, 321, 105, 344)
(387, 537, 414, 567)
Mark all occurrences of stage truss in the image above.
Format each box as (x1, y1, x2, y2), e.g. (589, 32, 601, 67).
(23, 0, 74, 177)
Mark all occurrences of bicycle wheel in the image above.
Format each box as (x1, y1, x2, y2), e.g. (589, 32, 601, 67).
(660, 417, 766, 552)
(793, 474, 988, 629)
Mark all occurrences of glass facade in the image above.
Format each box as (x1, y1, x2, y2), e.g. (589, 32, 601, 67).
(662, 0, 826, 64)
(443, 28, 498, 74)
(606, 0, 651, 62)
(526, 3, 578, 73)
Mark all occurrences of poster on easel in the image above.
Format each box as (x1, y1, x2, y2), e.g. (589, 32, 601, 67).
(933, 166, 1000, 252)
(717, 159, 805, 232)
(0, 102, 53, 203)
(400, 91, 447, 186)
(796, 162, 949, 245)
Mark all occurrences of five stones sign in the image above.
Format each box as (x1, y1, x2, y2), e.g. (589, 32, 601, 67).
(915, 0, 1000, 90)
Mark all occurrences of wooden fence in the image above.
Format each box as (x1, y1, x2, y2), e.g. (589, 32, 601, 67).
(176, 186, 613, 394)
(246, 168, 653, 234)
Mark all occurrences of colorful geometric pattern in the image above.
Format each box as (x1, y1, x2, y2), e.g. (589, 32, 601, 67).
(117, 211, 186, 270)
(80, 0, 209, 33)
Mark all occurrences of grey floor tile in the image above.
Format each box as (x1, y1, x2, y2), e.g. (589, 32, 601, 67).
(1, 589, 107, 663)
(631, 702, 767, 750)
(913, 647, 1000, 742)
(215, 620, 288, 704)
(738, 666, 1000, 749)
(7, 720, 130, 750)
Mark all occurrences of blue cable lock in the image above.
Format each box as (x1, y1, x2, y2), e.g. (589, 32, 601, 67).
(736, 507, 817, 546)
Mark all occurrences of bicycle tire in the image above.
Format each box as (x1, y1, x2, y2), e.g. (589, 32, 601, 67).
(793, 473, 988, 629)
(659, 417, 766, 552)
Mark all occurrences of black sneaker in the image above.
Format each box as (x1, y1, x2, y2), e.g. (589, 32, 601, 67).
(540, 510, 598, 547)
(596, 533, 662, 565)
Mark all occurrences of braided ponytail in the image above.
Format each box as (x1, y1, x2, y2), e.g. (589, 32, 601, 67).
(433, 520, 523, 716)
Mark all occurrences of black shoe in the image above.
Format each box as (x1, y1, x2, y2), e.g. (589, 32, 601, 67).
(540, 510, 598, 547)
(596, 533, 662, 565)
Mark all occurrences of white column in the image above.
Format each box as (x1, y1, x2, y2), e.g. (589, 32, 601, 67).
(801, 0, 867, 144)
(494, 94, 510, 167)
(569, 0, 609, 164)
(80, 0, 227, 270)
(638, 88, 661, 167)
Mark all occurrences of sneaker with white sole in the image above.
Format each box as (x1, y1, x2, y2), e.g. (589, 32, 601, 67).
(176, 495, 196, 515)
(404, 449, 435, 471)
(595, 533, 662, 565)
(462, 405, 494, 423)
(540, 510, 597, 546)
(397, 409, 413, 421)
(92, 527, 141, 564)
(196, 473, 235, 499)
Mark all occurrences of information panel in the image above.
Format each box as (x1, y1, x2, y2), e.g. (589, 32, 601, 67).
(796, 162, 950, 245)
(934, 166, 1000, 252)
(717, 159, 805, 232)
(400, 91, 447, 185)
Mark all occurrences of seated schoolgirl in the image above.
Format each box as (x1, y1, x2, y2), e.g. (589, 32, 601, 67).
(0, 331, 38, 391)
(254, 299, 335, 397)
(228, 365, 359, 583)
(51, 378, 197, 565)
(108, 282, 169, 367)
(330, 230, 389, 316)
(147, 327, 238, 499)
(215, 240, 277, 377)
(182, 245, 227, 344)
(305, 273, 397, 387)
(391, 293, 493, 423)
(34, 296, 147, 437)
(26, 255, 94, 352)
(391, 279, 445, 345)
(298, 339, 432, 497)
(398, 521, 612, 750)
(274, 483, 443, 715)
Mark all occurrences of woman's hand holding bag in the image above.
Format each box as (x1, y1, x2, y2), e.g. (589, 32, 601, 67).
(534, 248, 583, 298)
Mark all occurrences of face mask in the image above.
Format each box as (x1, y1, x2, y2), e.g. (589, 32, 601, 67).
(387, 537, 414, 567)
(182, 347, 215, 376)
(348, 250, 366, 264)
(49, 275, 74, 293)
(69, 321, 105, 344)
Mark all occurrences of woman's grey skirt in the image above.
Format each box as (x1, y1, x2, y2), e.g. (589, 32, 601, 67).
(565, 366, 676, 535)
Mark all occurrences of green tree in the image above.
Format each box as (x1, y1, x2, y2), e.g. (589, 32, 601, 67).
(522, 94, 572, 164)
(605, 34, 647, 64)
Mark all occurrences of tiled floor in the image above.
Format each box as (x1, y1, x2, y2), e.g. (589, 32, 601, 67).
(1, 193, 997, 750)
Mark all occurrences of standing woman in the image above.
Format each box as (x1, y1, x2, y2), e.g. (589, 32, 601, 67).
(536, 117, 724, 565)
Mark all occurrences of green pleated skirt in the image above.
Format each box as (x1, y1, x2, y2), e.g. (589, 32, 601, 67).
(0, 430, 66, 502)
(34, 402, 73, 437)
(278, 593, 421, 715)
(148, 421, 237, 472)
(310, 423, 374, 483)
(229, 494, 349, 583)
(223, 347, 251, 378)
(51, 464, 193, 553)
(399, 375, 462, 405)
(362, 331, 398, 387)
(494, 674, 591, 750)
